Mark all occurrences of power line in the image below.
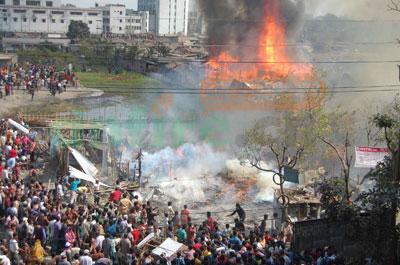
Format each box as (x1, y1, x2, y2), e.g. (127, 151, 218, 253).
(16, 53, 400, 64)
(23, 41, 400, 47)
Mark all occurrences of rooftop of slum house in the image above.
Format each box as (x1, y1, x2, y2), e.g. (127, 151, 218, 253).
(276, 187, 321, 205)
(50, 120, 106, 148)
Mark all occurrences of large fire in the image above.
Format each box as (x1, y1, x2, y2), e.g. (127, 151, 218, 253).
(200, 1, 325, 112)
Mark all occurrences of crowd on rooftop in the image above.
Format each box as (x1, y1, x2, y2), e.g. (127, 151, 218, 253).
(0, 63, 78, 100)
(0, 118, 345, 265)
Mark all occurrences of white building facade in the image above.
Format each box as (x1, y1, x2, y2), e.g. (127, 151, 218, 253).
(125, 9, 149, 34)
(101, 4, 125, 35)
(0, 1, 149, 35)
(0, 0, 103, 34)
(138, 0, 190, 36)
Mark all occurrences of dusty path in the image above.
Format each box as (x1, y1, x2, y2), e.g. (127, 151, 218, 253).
(0, 86, 103, 116)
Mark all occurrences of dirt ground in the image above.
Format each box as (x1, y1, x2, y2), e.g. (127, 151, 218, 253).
(0, 87, 103, 116)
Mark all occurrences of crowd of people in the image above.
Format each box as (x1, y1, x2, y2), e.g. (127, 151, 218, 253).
(0, 118, 343, 265)
(0, 63, 78, 100)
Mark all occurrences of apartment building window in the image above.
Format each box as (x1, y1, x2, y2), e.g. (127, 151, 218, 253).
(32, 18, 36, 22)
(13, 17, 17, 22)
(0, 0, 5, 5)
(119, 27, 122, 31)
(46, 1, 53, 7)
(3, 17, 6, 21)
(70, 12, 83, 15)
(60, 19, 64, 23)
(2, 9, 6, 12)
(119, 11, 122, 15)
(51, 18, 55, 23)
(136, 19, 140, 23)
(119, 19, 122, 23)
(88, 12, 98, 16)
(14, 9, 26, 13)
(23, 17, 26, 22)
(88, 20, 92, 24)
(13, 0, 20, 5)
(33, 10, 45, 14)
(51, 11, 64, 15)
(42, 18, 45, 23)
(26, 1, 41, 6)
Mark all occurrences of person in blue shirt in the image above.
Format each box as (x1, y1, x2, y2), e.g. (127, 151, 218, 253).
(69, 177, 80, 204)
(228, 231, 242, 251)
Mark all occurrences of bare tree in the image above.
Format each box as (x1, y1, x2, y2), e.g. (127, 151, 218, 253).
(318, 132, 353, 201)
(238, 110, 316, 221)
(388, 0, 400, 12)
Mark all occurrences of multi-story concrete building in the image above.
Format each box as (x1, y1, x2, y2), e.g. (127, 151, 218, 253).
(138, 0, 190, 36)
(125, 9, 149, 34)
(0, 1, 149, 35)
(100, 4, 125, 35)
(0, 0, 103, 34)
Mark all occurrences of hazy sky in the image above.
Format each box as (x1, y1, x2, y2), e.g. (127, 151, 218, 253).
(305, 0, 399, 20)
(63, 0, 399, 20)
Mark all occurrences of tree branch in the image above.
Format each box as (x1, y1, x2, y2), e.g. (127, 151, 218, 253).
(270, 144, 281, 168)
(318, 136, 347, 173)
(280, 145, 287, 166)
(384, 127, 395, 153)
(388, 0, 400, 12)
(249, 160, 278, 175)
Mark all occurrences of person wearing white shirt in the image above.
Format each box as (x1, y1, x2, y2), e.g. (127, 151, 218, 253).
(56, 182, 64, 198)
(96, 234, 105, 249)
(0, 254, 11, 265)
(79, 250, 93, 265)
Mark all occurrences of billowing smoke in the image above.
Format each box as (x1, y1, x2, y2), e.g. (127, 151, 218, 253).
(141, 143, 228, 203)
(199, 0, 305, 56)
(138, 143, 294, 205)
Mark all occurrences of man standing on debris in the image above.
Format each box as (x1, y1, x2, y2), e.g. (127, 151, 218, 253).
(69, 177, 81, 204)
(228, 203, 246, 222)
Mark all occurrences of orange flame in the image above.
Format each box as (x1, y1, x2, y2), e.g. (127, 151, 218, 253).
(205, 1, 313, 83)
(200, 0, 324, 112)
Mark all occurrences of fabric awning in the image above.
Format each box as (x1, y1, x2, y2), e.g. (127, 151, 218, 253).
(68, 147, 98, 176)
(68, 166, 110, 187)
(8, 119, 29, 134)
(152, 238, 186, 258)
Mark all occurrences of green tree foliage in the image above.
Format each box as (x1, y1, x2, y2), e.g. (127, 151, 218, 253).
(67, 20, 90, 41)
(317, 98, 400, 264)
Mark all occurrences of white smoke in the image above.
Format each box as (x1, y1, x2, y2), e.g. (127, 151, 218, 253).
(138, 143, 297, 205)
(142, 143, 228, 203)
(225, 159, 295, 202)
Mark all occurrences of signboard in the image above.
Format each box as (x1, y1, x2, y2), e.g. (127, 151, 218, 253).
(283, 166, 299, 184)
(355, 146, 389, 168)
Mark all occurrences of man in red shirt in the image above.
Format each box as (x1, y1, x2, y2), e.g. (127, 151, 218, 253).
(180, 205, 190, 225)
(8, 147, 17, 158)
(109, 187, 122, 203)
(207, 212, 215, 232)
(132, 226, 140, 245)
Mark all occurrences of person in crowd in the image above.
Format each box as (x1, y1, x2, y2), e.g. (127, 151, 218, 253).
(228, 203, 246, 222)
(0, 117, 344, 265)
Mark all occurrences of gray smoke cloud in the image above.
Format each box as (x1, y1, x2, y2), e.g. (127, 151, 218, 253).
(306, 0, 398, 20)
(199, 0, 305, 56)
